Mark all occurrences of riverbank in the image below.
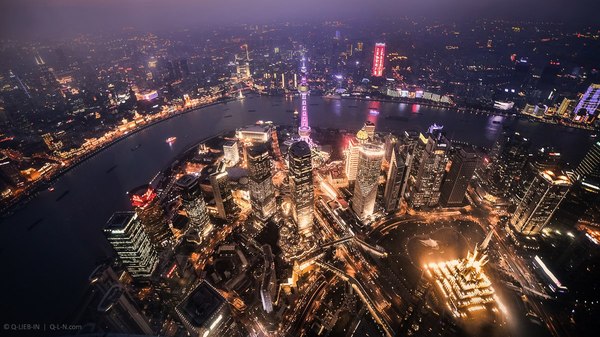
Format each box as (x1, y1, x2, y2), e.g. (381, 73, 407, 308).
(327, 95, 598, 132)
(0, 97, 238, 217)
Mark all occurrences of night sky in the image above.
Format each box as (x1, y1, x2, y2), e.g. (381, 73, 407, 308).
(1, 0, 599, 38)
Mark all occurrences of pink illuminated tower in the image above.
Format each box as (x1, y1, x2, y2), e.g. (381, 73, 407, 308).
(297, 57, 311, 143)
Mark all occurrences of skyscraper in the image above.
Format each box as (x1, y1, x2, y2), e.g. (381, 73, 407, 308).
(248, 143, 277, 220)
(176, 175, 213, 238)
(363, 121, 376, 140)
(371, 43, 386, 77)
(572, 84, 600, 124)
(352, 143, 384, 220)
(409, 132, 451, 208)
(103, 212, 158, 280)
(574, 141, 600, 181)
(510, 170, 572, 236)
(210, 163, 236, 220)
(384, 134, 399, 162)
(488, 132, 530, 198)
(128, 185, 172, 248)
(223, 140, 240, 167)
(344, 129, 369, 182)
(440, 148, 479, 207)
(383, 146, 410, 213)
(289, 141, 314, 233)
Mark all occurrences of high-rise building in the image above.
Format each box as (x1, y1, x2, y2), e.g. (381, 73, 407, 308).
(248, 143, 277, 220)
(440, 148, 479, 207)
(371, 43, 386, 77)
(363, 121, 376, 140)
(96, 285, 154, 335)
(210, 163, 236, 220)
(223, 140, 240, 167)
(128, 185, 172, 248)
(344, 129, 369, 181)
(574, 141, 600, 181)
(103, 212, 158, 280)
(572, 84, 600, 124)
(289, 141, 314, 233)
(488, 132, 530, 198)
(0, 154, 25, 188)
(383, 146, 410, 213)
(510, 170, 572, 236)
(352, 143, 384, 220)
(176, 175, 213, 238)
(409, 132, 451, 208)
(384, 134, 399, 162)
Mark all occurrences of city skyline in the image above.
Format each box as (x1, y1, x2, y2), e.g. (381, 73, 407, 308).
(1, 6, 600, 337)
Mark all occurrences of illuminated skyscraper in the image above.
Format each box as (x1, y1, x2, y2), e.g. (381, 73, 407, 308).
(344, 129, 369, 181)
(371, 43, 386, 77)
(103, 212, 158, 280)
(128, 185, 172, 248)
(572, 84, 600, 124)
(210, 163, 236, 220)
(383, 146, 410, 213)
(298, 57, 311, 143)
(352, 143, 384, 220)
(176, 175, 213, 238)
(510, 170, 572, 236)
(409, 131, 451, 208)
(363, 121, 376, 140)
(223, 140, 240, 167)
(440, 148, 479, 207)
(288, 141, 314, 233)
(488, 132, 530, 198)
(248, 143, 277, 220)
(574, 141, 600, 181)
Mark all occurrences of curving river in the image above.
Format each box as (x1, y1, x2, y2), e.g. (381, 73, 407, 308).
(0, 95, 595, 324)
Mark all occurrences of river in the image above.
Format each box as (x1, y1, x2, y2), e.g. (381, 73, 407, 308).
(0, 95, 595, 324)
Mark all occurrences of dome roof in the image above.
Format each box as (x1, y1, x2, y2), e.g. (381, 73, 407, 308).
(356, 129, 369, 141)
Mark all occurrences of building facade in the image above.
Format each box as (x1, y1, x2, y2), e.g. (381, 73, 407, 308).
(288, 141, 314, 234)
(352, 143, 384, 220)
(247, 143, 277, 220)
(440, 148, 479, 206)
(510, 170, 572, 236)
(103, 212, 158, 280)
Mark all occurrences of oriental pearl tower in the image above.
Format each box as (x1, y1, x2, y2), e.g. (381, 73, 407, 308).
(297, 57, 312, 144)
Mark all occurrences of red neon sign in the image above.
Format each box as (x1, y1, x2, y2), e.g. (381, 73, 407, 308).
(372, 43, 386, 77)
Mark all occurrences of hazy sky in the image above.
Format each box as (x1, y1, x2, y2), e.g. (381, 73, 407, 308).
(1, 0, 598, 39)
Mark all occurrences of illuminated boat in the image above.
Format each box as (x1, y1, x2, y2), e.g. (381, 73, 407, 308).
(166, 137, 177, 145)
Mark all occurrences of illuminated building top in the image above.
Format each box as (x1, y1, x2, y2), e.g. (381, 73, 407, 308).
(128, 185, 157, 208)
(298, 57, 312, 143)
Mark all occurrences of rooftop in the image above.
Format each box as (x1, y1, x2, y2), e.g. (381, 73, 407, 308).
(177, 281, 226, 328)
(105, 212, 136, 231)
